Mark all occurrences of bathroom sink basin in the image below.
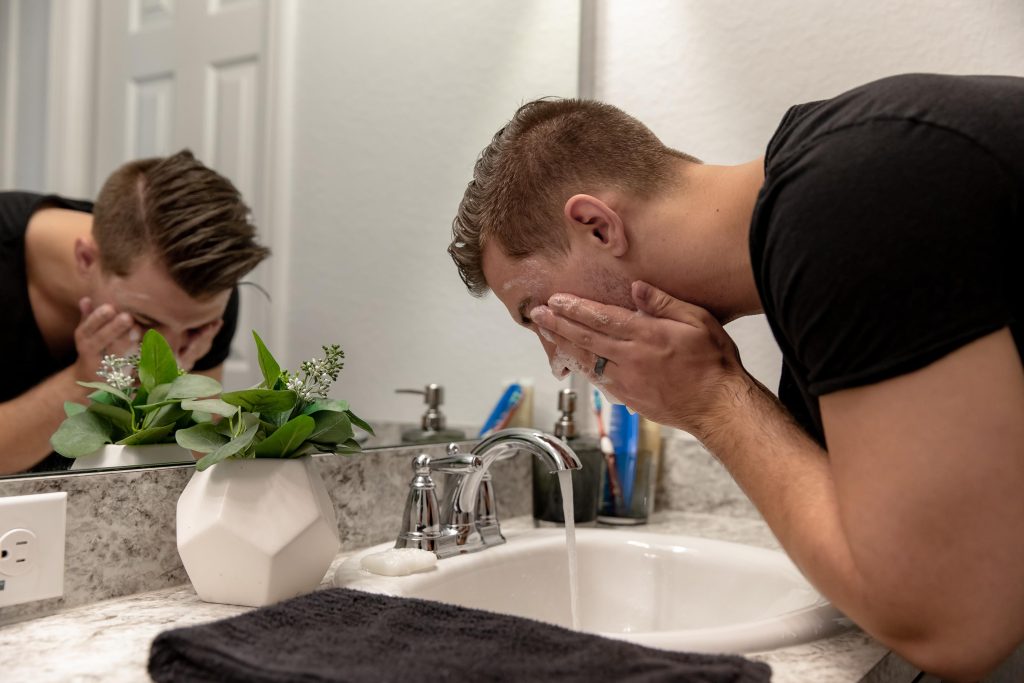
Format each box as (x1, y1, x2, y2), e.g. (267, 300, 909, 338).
(333, 527, 850, 653)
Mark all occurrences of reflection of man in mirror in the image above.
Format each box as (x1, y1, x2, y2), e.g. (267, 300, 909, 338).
(0, 150, 269, 474)
(449, 74, 1023, 680)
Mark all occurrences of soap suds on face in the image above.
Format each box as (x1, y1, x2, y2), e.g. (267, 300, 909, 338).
(538, 327, 556, 343)
(360, 548, 437, 577)
(501, 257, 550, 294)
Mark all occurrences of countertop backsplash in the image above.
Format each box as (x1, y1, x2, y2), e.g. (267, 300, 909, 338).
(656, 431, 763, 520)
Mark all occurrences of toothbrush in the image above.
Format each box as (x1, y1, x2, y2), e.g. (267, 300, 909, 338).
(592, 389, 625, 515)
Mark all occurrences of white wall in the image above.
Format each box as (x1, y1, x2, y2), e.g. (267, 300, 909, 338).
(286, 1, 581, 433)
(591, 0, 1024, 399)
(0, 0, 51, 192)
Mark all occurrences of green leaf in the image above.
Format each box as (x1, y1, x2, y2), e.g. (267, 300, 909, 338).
(176, 423, 230, 453)
(253, 415, 315, 458)
(87, 402, 134, 435)
(138, 329, 179, 391)
(142, 404, 187, 430)
(63, 401, 86, 417)
(195, 420, 259, 471)
(88, 390, 117, 406)
(77, 381, 131, 404)
(166, 374, 222, 400)
(221, 389, 297, 414)
(116, 424, 175, 445)
(301, 399, 349, 415)
(148, 383, 171, 404)
(252, 330, 282, 389)
(215, 412, 260, 439)
(346, 410, 375, 436)
(50, 411, 112, 457)
(307, 410, 353, 445)
(190, 411, 214, 424)
(181, 398, 239, 418)
(135, 398, 180, 412)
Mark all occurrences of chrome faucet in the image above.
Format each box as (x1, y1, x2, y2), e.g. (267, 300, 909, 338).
(395, 428, 582, 559)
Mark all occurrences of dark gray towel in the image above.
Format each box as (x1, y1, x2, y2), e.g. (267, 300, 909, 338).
(148, 587, 772, 683)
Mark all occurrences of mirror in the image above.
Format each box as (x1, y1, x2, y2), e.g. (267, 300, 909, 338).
(0, 0, 582, 477)
(11, 1, 1015, 479)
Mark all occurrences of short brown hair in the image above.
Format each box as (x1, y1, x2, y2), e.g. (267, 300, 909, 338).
(449, 98, 698, 296)
(92, 149, 270, 298)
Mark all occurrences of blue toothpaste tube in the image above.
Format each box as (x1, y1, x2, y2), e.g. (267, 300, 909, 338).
(478, 383, 523, 438)
(608, 404, 640, 507)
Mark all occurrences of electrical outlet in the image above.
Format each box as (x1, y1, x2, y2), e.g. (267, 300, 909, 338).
(0, 492, 67, 608)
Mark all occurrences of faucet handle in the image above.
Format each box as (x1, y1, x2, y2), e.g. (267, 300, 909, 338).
(424, 444, 483, 473)
(395, 454, 442, 551)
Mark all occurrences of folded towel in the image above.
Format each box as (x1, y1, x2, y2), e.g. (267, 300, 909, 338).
(149, 587, 771, 683)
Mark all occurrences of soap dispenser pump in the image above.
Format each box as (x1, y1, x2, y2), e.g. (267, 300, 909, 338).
(532, 389, 604, 526)
(396, 384, 466, 444)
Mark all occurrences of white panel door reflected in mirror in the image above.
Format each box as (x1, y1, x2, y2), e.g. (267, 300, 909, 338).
(0, 0, 581, 477)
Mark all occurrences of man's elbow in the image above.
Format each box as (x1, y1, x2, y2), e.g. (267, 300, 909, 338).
(887, 628, 1020, 682)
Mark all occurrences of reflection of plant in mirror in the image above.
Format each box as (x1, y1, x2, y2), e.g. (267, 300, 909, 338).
(50, 330, 221, 459)
(175, 331, 373, 471)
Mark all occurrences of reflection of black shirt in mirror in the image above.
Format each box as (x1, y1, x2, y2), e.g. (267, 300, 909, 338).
(0, 191, 239, 472)
(750, 74, 1023, 446)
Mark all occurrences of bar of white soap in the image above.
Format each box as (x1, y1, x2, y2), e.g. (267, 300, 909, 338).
(360, 548, 437, 576)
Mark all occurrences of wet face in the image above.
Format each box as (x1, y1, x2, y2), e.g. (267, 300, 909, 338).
(89, 254, 231, 360)
(482, 242, 633, 380)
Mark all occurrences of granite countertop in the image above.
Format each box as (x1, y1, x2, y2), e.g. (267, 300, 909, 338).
(0, 510, 897, 683)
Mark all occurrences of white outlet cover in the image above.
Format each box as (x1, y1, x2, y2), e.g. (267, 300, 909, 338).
(0, 492, 67, 607)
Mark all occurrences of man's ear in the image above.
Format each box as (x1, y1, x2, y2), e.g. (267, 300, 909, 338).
(73, 237, 101, 278)
(563, 194, 628, 257)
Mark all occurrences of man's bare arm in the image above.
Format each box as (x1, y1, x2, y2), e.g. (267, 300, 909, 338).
(531, 284, 1024, 681)
(705, 327, 1024, 681)
(0, 368, 92, 474)
(0, 300, 136, 474)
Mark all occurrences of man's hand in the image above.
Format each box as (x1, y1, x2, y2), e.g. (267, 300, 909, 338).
(531, 280, 749, 437)
(177, 319, 223, 371)
(72, 297, 142, 381)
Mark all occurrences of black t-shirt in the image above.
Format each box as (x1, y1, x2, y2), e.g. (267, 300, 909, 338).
(0, 192, 239, 468)
(749, 74, 1023, 446)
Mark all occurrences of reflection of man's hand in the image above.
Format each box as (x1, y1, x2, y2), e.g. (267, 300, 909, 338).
(73, 297, 142, 381)
(177, 319, 224, 371)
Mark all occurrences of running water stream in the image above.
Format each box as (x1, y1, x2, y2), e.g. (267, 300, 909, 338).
(557, 469, 580, 630)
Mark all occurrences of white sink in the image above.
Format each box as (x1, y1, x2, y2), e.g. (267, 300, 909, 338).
(333, 527, 850, 653)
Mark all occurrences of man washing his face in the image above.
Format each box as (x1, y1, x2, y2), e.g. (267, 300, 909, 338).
(0, 150, 269, 474)
(449, 74, 1023, 680)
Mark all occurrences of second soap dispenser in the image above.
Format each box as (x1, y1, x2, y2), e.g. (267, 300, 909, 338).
(396, 384, 466, 444)
(532, 389, 605, 526)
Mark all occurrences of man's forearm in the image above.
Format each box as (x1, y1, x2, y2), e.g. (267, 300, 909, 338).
(0, 367, 90, 474)
(694, 379, 881, 636)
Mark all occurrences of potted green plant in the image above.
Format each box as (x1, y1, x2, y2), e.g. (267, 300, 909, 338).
(172, 331, 371, 469)
(175, 331, 374, 607)
(50, 330, 221, 469)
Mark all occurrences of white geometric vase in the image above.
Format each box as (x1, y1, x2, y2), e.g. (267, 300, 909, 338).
(176, 456, 341, 607)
